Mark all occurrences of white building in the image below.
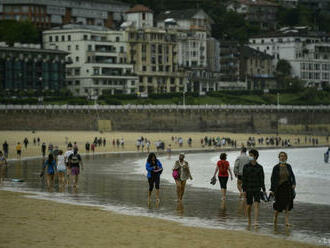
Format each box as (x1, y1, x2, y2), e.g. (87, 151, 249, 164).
(125, 4, 153, 29)
(249, 29, 330, 88)
(43, 24, 138, 97)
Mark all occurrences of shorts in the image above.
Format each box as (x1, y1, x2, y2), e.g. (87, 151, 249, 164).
(148, 174, 160, 191)
(17, 150, 21, 155)
(237, 175, 242, 181)
(57, 166, 66, 173)
(71, 167, 80, 176)
(218, 176, 229, 189)
(246, 191, 261, 205)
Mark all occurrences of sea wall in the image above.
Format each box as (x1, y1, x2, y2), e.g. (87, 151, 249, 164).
(0, 105, 329, 134)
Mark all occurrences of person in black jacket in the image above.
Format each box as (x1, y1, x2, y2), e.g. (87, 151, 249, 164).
(270, 151, 296, 227)
(242, 149, 266, 226)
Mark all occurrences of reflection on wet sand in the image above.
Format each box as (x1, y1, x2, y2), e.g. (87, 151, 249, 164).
(176, 201, 184, 217)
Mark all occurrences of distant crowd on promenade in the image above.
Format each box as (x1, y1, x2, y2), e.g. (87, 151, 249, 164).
(0, 134, 328, 160)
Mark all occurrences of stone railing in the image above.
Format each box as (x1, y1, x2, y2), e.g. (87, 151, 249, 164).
(0, 104, 329, 111)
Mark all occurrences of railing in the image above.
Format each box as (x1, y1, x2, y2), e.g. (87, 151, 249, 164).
(0, 105, 329, 111)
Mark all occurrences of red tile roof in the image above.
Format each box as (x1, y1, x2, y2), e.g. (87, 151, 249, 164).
(126, 4, 153, 13)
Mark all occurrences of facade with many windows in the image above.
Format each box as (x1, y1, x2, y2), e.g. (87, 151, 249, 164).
(249, 28, 330, 88)
(0, 43, 67, 91)
(123, 5, 186, 94)
(0, 0, 129, 30)
(43, 24, 138, 97)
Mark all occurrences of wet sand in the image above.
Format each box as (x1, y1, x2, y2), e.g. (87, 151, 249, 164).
(0, 190, 323, 248)
(0, 130, 327, 159)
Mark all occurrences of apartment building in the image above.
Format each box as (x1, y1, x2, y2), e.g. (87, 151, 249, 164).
(249, 27, 330, 87)
(43, 24, 138, 97)
(240, 46, 275, 89)
(0, 0, 129, 30)
(226, 0, 279, 31)
(123, 5, 186, 94)
(0, 43, 67, 91)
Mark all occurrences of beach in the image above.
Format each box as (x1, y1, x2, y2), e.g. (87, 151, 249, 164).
(0, 130, 328, 159)
(0, 190, 323, 248)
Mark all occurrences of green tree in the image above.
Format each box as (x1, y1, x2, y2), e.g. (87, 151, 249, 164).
(0, 20, 40, 46)
(276, 59, 291, 77)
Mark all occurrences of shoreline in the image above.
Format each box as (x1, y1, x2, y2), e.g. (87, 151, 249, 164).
(0, 190, 323, 248)
(5, 144, 328, 163)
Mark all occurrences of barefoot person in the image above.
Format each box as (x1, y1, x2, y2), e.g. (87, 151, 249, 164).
(68, 148, 83, 188)
(173, 153, 193, 202)
(41, 153, 56, 190)
(64, 144, 73, 185)
(0, 151, 7, 184)
(145, 153, 163, 206)
(270, 151, 296, 226)
(16, 142, 22, 159)
(242, 149, 266, 226)
(56, 150, 66, 188)
(213, 153, 233, 200)
(234, 147, 249, 198)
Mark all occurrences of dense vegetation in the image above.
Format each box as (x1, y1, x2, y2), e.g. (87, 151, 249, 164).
(0, 20, 40, 45)
(1, 88, 329, 105)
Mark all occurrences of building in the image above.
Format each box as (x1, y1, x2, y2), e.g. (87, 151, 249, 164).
(207, 38, 220, 73)
(249, 27, 330, 88)
(43, 24, 138, 97)
(156, 9, 213, 36)
(123, 5, 186, 94)
(0, 0, 129, 30)
(240, 46, 275, 89)
(219, 40, 241, 82)
(0, 43, 67, 91)
(226, 0, 279, 31)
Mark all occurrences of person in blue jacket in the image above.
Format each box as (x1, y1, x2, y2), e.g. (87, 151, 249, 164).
(41, 153, 57, 190)
(146, 152, 163, 206)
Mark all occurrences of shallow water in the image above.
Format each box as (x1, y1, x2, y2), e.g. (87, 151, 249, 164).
(1, 148, 330, 246)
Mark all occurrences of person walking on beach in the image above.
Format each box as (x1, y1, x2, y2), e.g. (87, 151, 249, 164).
(145, 153, 163, 206)
(64, 144, 73, 185)
(173, 153, 193, 202)
(56, 150, 66, 188)
(270, 151, 296, 227)
(41, 142, 46, 157)
(16, 142, 22, 159)
(242, 149, 266, 226)
(213, 153, 233, 200)
(68, 148, 83, 188)
(2, 141, 8, 158)
(41, 153, 56, 190)
(0, 151, 8, 184)
(234, 147, 249, 198)
(23, 138, 29, 149)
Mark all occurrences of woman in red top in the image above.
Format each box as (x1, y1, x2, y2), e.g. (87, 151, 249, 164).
(213, 153, 233, 200)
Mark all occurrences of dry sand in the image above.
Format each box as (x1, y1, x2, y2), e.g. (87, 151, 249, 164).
(0, 131, 328, 159)
(0, 190, 323, 248)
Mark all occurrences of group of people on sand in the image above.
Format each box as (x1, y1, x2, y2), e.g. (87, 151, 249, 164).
(145, 147, 296, 227)
(40, 144, 83, 190)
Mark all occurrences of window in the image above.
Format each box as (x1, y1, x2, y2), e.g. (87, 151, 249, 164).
(76, 45, 79, 50)
(68, 45, 71, 51)
(152, 66, 156, 72)
(74, 68, 80, 75)
(315, 64, 320, 70)
(75, 56, 79, 62)
(120, 46, 124, 53)
(61, 35, 65, 41)
(88, 45, 92, 51)
(142, 13, 146, 20)
(116, 37, 120, 42)
(139, 76, 143, 82)
(84, 35, 88, 40)
(55, 36, 58, 42)
(49, 36, 53, 42)
(148, 77, 152, 83)
(142, 66, 146, 72)
(94, 68, 100, 75)
(68, 35, 71, 41)
(75, 80, 80, 85)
